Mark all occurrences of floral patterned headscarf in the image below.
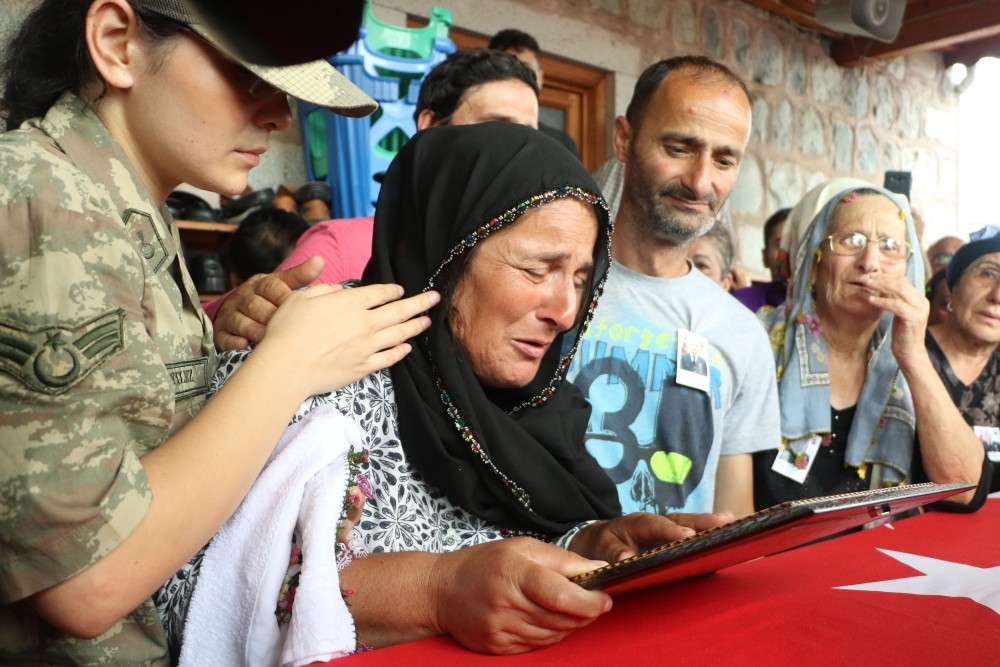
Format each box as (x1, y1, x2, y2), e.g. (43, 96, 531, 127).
(759, 181, 924, 486)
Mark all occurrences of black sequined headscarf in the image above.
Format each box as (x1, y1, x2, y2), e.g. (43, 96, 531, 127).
(362, 122, 621, 536)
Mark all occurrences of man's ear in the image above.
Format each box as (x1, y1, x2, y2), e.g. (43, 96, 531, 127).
(416, 108, 439, 131)
(85, 0, 140, 91)
(612, 115, 631, 163)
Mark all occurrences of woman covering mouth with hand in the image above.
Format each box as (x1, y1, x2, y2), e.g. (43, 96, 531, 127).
(752, 180, 990, 512)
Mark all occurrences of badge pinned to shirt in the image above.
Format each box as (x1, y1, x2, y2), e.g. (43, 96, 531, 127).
(676, 329, 710, 393)
(771, 434, 822, 483)
(124, 207, 167, 273)
(973, 425, 1000, 463)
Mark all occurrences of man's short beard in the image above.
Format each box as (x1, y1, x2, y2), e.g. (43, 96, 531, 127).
(630, 181, 718, 245)
(645, 201, 715, 244)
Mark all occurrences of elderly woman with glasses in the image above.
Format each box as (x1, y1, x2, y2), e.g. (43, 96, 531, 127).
(752, 180, 990, 511)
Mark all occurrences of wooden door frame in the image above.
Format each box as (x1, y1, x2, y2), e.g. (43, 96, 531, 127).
(432, 28, 609, 171)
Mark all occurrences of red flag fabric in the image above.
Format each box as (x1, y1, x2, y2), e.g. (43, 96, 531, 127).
(331, 498, 1000, 665)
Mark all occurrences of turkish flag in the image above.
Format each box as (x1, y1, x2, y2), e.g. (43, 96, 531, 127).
(332, 498, 1000, 665)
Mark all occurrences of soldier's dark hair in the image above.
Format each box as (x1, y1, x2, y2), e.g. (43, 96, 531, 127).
(414, 48, 538, 125)
(625, 56, 752, 133)
(1, 0, 186, 130)
(488, 29, 541, 59)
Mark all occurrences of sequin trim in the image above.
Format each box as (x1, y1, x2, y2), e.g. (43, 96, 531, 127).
(424, 186, 613, 532)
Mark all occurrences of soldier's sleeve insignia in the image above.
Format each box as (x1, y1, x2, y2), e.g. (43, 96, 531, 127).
(124, 207, 167, 272)
(0, 310, 125, 394)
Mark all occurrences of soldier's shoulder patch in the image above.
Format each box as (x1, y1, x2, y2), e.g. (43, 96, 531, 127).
(0, 310, 125, 394)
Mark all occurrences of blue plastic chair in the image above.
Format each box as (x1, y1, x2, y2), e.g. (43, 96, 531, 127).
(298, 3, 455, 217)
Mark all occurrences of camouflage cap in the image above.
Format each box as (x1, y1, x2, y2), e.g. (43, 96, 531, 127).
(132, 0, 377, 118)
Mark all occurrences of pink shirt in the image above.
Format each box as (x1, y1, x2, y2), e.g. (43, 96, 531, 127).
(277, 216, 374, 283)
(202, 216, 375, 320)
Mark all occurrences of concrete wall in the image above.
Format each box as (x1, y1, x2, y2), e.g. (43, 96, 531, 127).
(1, 1, 961, 271)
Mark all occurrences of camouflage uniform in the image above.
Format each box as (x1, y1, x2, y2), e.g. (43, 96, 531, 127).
(0, 92, 216, 665)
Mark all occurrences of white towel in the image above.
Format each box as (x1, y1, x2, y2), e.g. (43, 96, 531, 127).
(179, 404, 364, 667)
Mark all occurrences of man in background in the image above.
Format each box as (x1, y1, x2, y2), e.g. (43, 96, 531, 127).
(926, 234, 965, 276)
(488, 28, 580, 157)
(732, 207, 790, 312)
(565, 56, 780, 519)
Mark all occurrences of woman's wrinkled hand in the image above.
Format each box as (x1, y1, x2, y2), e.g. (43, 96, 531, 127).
(859, 273, 929, 367)
(337, 485, 367, 545)
(429, 538, 612, 655)
(570, 511, 734, 563)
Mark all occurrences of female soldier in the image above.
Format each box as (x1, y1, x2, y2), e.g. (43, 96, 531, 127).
(0, 1, 436, 662)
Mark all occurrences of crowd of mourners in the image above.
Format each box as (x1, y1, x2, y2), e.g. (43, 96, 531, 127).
(0, 2, 995, 665)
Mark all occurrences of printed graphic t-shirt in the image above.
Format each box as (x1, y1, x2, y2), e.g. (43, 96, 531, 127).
(565, 261, 780, 515)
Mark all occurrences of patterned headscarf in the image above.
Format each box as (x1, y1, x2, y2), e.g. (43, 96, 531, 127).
(760, 181, 924, 486)
(777, 177, 871, 284)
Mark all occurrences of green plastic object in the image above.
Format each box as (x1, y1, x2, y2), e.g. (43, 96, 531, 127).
(305, 108, 328, 180)
(363, 1, 453, 60)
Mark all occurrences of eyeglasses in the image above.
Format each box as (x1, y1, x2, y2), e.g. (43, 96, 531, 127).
(825, 231, 912, 263)
(931, 252, 954, 266)
(967, 263, 1000, 289)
